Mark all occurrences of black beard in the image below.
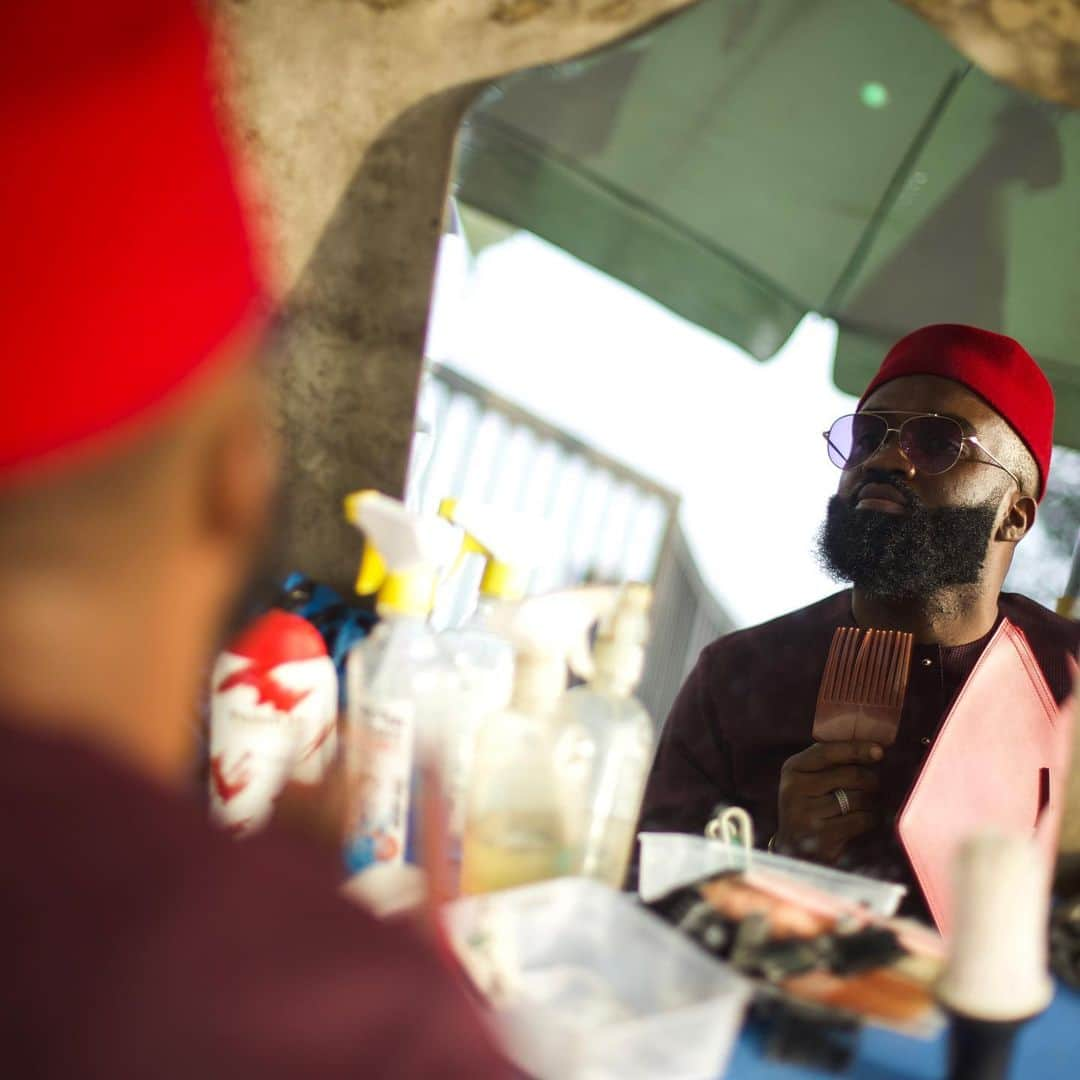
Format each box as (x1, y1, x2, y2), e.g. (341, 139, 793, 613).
(817, 482, 1000, 601)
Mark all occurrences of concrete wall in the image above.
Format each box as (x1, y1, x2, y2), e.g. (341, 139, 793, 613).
(216, 0, 701, 594)
(899, 0, 1080, 108)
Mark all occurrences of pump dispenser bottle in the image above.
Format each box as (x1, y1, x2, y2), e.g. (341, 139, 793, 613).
(557, 583, 655, 888)
(460, 586, 617, 895)
(342, 490, 462, 875)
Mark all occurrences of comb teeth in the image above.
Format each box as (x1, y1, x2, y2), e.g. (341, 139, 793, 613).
(819, 627, 913, 708)
(820, 626, 859, 702)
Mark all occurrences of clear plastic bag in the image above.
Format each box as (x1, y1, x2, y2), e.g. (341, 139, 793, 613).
(637, 832, 906, 916)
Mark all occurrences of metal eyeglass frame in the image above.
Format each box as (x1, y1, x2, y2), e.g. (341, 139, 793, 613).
(822, 411, 1023, 492)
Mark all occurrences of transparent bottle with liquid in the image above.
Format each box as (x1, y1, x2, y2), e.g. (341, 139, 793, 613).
(440, 596, 515, 840)
(557, 584, 655, 889)
(460, 587, 617, 895)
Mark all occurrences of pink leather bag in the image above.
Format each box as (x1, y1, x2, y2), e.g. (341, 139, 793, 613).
(896, 619, 1074, 937)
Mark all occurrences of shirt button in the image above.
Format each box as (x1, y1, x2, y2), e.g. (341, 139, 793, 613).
(920, 736, 931, 746)
(921, 658, 933, 667)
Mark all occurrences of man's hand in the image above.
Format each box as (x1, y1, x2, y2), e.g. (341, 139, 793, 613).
(775, 741, 883, 865)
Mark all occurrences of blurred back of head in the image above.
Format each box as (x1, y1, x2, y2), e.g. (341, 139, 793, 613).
(0, 0, 275, 778)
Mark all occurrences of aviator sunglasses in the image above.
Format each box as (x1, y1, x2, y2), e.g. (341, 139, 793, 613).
(823, 412, 1022, 489)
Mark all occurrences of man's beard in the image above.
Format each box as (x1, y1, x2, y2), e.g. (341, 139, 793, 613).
(817, 480, 1000, 601)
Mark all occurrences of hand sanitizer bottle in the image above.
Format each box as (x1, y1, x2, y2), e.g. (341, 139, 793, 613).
(460, 586, 618, 895)
(557, 583, 655, 888)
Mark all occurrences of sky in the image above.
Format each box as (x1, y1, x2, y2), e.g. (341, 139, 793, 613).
(423, 227, 1067, 628)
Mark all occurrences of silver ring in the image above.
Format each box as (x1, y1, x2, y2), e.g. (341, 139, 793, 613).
(833, 788, 851, 816)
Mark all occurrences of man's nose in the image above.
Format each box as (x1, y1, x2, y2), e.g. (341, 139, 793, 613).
(861, 428, 917, 477)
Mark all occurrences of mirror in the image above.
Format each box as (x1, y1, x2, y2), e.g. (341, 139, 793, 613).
(407, 0, 1080, 920)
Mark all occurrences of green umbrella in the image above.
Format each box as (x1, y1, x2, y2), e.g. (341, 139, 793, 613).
(455, 0, 1080, 446)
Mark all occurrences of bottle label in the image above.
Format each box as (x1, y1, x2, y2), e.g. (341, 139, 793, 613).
(344, 700, 416, 874)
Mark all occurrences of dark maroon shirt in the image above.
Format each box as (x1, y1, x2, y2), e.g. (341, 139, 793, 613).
(638, 590, 1080, 905)
(0, 722, 508, 1079)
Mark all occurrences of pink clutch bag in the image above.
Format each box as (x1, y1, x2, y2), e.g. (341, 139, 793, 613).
(896, 619, 1073, 937)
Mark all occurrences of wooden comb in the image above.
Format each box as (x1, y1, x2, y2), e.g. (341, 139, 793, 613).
(812, 627, 913, 747)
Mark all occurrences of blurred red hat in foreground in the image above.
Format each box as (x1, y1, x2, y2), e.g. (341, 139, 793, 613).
(1, 0, 266, 481)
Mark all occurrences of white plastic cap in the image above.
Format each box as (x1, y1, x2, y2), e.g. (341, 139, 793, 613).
(346, 491, 461, 573)
(344, 491, 463, 614)
(439, 498, 548, 567)
(591, 583, 653, 694)
(492, 586, 618, 712)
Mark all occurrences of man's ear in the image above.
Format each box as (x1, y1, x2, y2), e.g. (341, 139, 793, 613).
(204, 372, 278, 554)
(998, 493, 1037, 543)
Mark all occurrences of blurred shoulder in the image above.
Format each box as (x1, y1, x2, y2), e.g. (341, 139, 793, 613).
(999, 591, 1080, 648)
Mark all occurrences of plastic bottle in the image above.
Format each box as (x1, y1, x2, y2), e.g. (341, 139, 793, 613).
(460, 586, 618, 895)
(436, 498, 539, 840)
(208, 610, 339, 836)
(557, 583, 656, 889)
(342, 490, 462, 876)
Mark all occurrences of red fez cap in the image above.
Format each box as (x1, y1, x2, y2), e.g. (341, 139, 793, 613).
(1, 0, 265, 480)
(859, 324, 1054, 500)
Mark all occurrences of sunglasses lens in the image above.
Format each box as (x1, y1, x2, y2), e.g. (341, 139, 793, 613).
(826, 414, 887, 470)
(900, 415, 964, 474)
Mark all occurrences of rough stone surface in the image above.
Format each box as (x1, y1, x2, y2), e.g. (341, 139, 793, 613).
(215, 0, 700, 593)
(899, 0, 1080, 107)
(269, 86, 481, 592)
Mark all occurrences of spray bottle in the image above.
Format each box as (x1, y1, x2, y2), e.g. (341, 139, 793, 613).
(460, 586, 618, 895)
(208, 610, 339, 836)
(436, 498, 541, 839)
(556, 583, 655, 888)
(342, 490, 462, 876)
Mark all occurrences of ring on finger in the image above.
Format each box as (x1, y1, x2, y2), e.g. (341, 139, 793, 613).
(833, 788, 851, 816)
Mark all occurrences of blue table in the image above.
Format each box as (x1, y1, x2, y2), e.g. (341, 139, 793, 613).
(725, 983, 1080, 1078)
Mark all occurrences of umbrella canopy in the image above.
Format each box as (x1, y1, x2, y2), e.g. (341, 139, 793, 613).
(455, 0, 1080, 447)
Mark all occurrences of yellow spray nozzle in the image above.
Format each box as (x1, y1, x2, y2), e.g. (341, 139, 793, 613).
(439, 496, 493, 579)
(344, 489, 385, 597)
(356, 545, 388, 597)
(480, 559, 527, 601)
(439, 495, 533, 599)
(343, 489, 378, 525)
(438, 496, 490, 552)
(343, 489, 457, 615)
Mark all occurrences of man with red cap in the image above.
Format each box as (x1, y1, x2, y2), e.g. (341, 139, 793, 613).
(0, 2, 505, 1075)
(638, 322, 1080, 909)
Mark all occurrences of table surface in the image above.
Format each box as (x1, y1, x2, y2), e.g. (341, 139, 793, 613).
(725, 983, 1080, 1079)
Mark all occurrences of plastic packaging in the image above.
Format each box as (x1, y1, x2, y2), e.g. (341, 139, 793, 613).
(444, 877, 752, 1080)
(460, 587, 617, 895)
(557, 583, 655, 888)
(637, 833, 907, 917)
(342, 491, 462, 874)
